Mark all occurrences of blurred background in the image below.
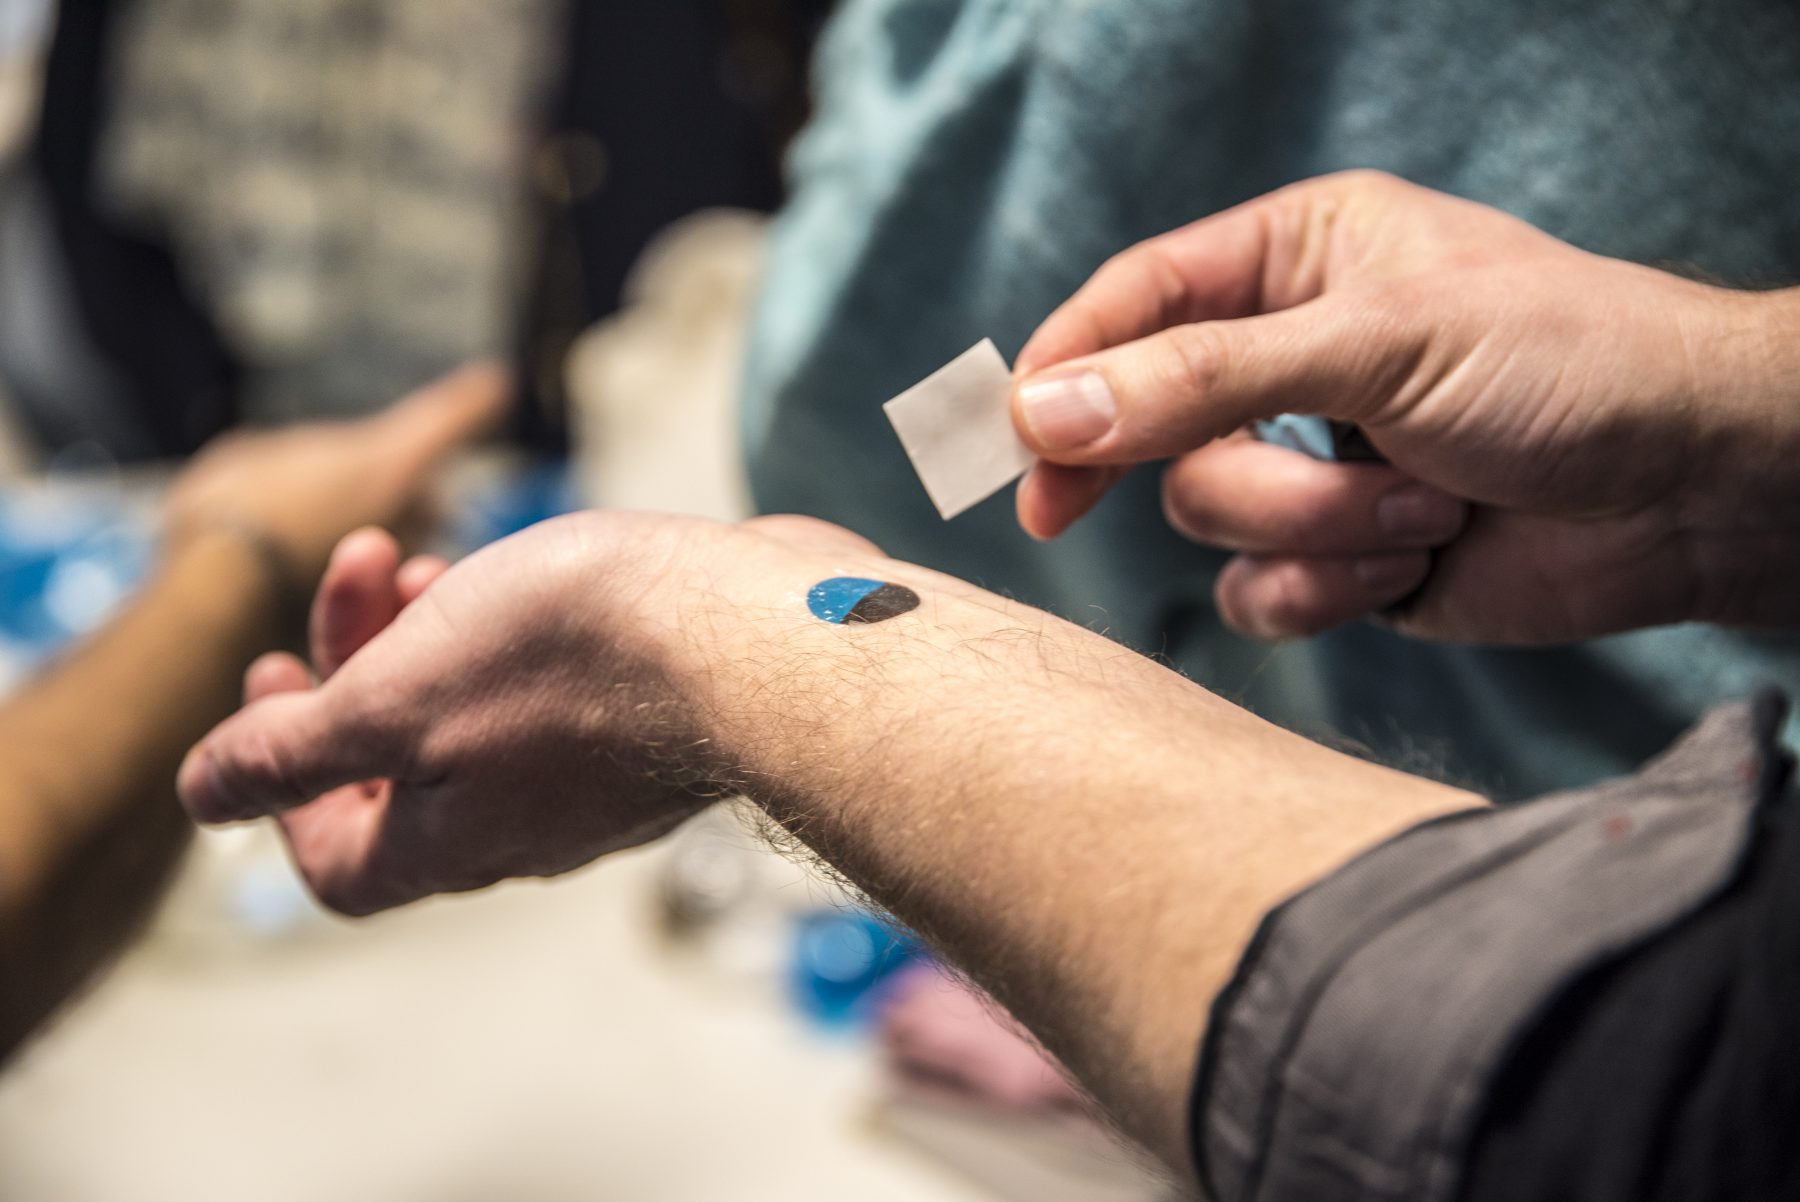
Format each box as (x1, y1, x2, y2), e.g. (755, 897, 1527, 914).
(0, 2, 1173, 1198)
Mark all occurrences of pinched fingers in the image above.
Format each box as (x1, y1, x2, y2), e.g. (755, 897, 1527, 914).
(1012, 296, 1422, 469)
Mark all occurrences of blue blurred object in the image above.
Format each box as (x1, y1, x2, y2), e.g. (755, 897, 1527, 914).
(0, 482, 152, 687)
(444, 456, 581, 555)
(789, 907, 923, 1032)
(0, 455, 576, 696)
(1253, 415, 1384, 463)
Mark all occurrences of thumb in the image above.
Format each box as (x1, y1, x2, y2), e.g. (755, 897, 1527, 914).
(1011, 297, 1419, 466)
(178, 687, 405, 825)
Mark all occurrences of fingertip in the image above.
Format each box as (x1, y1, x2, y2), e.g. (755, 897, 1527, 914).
(1014, 466, 1067, 542)
(395, 554, 451, 605)
(330, 527, 402, 573)
(1016, 462, 1123, 541)
(244, 651, 312, 705)
(178, 742, 236, 825)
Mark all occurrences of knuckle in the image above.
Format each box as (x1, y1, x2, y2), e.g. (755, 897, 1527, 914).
(1160, 323, 1231, 414)
(310, 876, 381, 918)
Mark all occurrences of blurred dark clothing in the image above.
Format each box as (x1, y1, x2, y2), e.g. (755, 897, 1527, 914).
(517, 0, 832, 450)
(13, 0, 829, 458)
(1194, 693, 1800, 1202)
(28, 0, 237, 456)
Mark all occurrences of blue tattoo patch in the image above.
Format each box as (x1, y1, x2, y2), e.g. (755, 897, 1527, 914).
(808, 578, 921, 625)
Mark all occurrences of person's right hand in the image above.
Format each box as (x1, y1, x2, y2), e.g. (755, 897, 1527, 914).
(1009, 172, 1800, 645)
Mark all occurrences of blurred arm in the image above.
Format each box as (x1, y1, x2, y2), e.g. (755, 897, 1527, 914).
(0, 528, 279, 1060)
(0, 363, 505, 1061)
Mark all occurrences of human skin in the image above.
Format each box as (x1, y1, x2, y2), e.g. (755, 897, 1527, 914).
(177, 511, 1483, 1172)
(1010, 171, 1800, 644)
(0, 366, 503, 1059)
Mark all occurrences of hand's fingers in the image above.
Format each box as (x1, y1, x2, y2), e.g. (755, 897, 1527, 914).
(1013, 295, 1421, 465)
(1012, 176, 1364, 376)
(1162, 440, 1467, 554)
(311, 529, 404, 678)
(1014, 462, 1128, 541)
(742, 514, 887, 558)
(275, 786, 398, 917)
(178, 688, 404, 825)
(396, 555, 450, 606)
(376, 360, 512, 475)
(1214, 551, 1432, 641)
(244, 651, 312, 705)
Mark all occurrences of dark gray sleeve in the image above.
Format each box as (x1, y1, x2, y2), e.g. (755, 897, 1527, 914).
(1192, 696, 1788, 1202)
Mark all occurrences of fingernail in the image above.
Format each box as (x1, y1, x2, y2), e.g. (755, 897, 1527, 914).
(1376, 485, 1467, 544)
(1017, 371, 1117, 451)
(1354, 554, 1425, 592)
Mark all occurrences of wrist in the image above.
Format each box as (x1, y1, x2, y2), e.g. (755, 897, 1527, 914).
(1676, 286, 1800, 628)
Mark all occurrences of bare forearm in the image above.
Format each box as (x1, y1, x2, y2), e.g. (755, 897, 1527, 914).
(687, 564, 1482, 1169)
(0, 531, 280, 1055)
(164, 510, 1481, 1167)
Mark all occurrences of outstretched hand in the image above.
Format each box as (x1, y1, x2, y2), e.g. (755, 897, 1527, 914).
(181, 513, 889, 915)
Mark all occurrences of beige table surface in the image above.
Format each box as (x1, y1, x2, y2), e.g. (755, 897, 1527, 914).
(0, 833, 999, 1202)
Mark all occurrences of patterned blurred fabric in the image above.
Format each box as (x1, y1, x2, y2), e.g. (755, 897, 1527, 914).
(98, 0, 561, 424)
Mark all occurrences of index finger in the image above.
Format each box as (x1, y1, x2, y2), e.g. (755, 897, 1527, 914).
(1014, 175, 1355, 378)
